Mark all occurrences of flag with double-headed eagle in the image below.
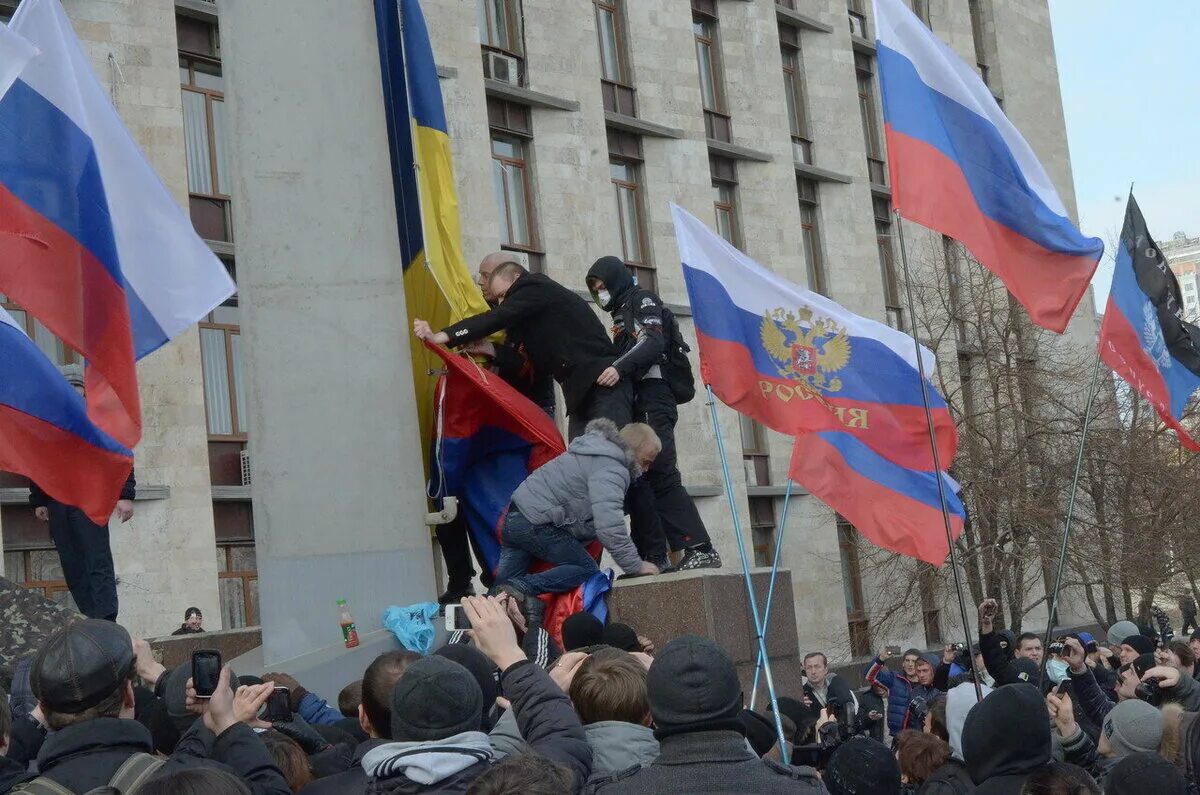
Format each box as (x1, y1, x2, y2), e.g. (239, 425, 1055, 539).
(671, 204, 963, 564)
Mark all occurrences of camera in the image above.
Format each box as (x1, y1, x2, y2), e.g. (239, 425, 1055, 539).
(906, 696, 930, 729)
(1135, 677, 1164, 707)
(1048, 639, 1066, 657)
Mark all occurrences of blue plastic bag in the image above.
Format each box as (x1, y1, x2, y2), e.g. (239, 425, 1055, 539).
(383, 601, 441, 655)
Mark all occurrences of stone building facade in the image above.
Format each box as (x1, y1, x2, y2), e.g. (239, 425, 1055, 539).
(0, 0, 1097, 655)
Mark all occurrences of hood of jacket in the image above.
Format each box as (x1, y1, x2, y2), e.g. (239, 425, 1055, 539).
(962, 684, 1050, 786)
(585, 721, 660, 778)
(587, 255, 635, 311)
(917, 757, 973, 795)
(946, 681, 992, 761)
(361, 731, 493, 786)
(568, 418, 639, 480)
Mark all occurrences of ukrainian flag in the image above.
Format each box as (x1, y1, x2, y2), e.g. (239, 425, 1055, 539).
(373, 0, 490, 474)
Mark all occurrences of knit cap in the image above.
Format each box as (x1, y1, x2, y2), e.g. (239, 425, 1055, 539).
(1105, 751, 1186, 795)
(1121, 634, 1156, 656)
(390, 656, 484, 742)
(824, 736, 901, 794)
(1107, 621, 1140, 646)
(647, 635, 742, 739)
(1102, 699, 1164, 758)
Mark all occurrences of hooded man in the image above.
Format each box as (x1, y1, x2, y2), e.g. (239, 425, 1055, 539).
(961, 683, 1051, 794)
(584, 256, 721, 572)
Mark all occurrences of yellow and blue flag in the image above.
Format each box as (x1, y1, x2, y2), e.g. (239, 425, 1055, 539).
(373, 0, 490, 471)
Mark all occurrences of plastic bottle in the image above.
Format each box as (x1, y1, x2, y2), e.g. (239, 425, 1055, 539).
(337, 599, 360, 648)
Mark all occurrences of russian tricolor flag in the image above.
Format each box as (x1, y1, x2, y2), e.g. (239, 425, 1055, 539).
(0, 0, 235, 448)
(672, 204, 955, 472)
(0, 307, 132, 524)
(874, 0, 1103, 333)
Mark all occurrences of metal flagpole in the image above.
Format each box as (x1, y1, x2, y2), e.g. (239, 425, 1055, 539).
(749, 476, 795, 711)
(894, 213, 983, 701)
(706, 386, 791, 763)
(1037, 350, 1104, 688)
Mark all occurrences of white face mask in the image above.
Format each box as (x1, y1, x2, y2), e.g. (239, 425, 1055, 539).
(592, 289, 611, 308)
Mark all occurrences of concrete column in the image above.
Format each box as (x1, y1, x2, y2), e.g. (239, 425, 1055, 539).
(220, 0, 434, 665)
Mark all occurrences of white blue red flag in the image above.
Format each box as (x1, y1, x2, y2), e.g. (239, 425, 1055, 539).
(0, 0, 235, 448)
(672, 203, 955, 472)
(672, 204, 962, 564)
(0, 307, 132, 524)
(874, 0, 1103, 333)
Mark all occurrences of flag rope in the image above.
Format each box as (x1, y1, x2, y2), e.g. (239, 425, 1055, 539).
(894, 212, 983, 701)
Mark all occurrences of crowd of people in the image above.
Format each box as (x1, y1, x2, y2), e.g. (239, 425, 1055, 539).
(5, 592, 1200, 794)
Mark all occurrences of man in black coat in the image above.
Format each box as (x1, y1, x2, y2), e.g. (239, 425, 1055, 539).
(583, 257, 720, 572)
(3, 619, 290, 794)
(414, 261, 631, 438)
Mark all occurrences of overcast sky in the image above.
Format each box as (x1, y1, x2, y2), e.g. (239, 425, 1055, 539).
(1048, 0, 1200, 307)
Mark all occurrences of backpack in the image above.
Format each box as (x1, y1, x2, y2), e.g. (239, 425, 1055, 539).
(622, 288, 696, 405)
(13, 753, 166, 795)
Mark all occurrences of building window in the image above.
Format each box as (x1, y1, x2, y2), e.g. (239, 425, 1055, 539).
(912, 0, 931, 28)
(838, 518, 871, 657)
(595, 0, 636, 116)
(797, 179, 827, 296)
(944, 236, 967, 344)
(847, 0, 868, 38)
(968, 0, 990, 85)
(3, 540, 72, 609)
(780, 26, 813, 165)
(0, 294, 79, 367)
(693, 5, 731, 142)
(217, 543, 258, 628)
(179, 15, 232, 244)
(200, 309, 246, 440)
(856, 53, 887, 187)
(478, 0, 524, 84)
(750, 497, 777, 568)
(920, 567, 942, 645)
(875, 198, 903, 330)
(608, 130, 654, 290)
(488, 100, 541, 267)
(710, 156, 739, 246)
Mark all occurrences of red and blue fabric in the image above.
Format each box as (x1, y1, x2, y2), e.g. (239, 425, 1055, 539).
(874, 0, 1103, 333)
(790, 431, 965, 565)
(1100, 197, 1200, 450)
(0, 308, 132, 524)
(0, 0, 235, 448)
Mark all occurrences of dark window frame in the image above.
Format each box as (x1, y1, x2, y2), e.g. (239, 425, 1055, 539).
(874, 197, 903, 331)
(798, 178, 827, 296)
(780, 28, 814, 164)
(595, 0, 637, 115)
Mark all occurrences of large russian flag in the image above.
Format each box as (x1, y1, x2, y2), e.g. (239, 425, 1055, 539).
(0, 308, 132, 524)
(1100, 196, 1200, 450)
(0, 0, 235, 448)
(874, 0, 1103, 333)
(672, 204, 955, 473)
(790, 432, 964, 565)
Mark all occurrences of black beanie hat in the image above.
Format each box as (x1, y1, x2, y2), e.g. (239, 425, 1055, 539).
(433, 644, 500, 728)
(390, 656, 484, 742)
(1122, 634, 1156, 656)
(561, 612, 604, 651)
(1106, 752, 1187, 795)
(825, 736, 901, 794)
(602, 622, 641, 652)
(1005, 657, 1039, 686)
(647, 635, 743, 740)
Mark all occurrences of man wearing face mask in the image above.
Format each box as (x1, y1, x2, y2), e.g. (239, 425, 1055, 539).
(583, 256, 721, 573)
(414, 261, 632, 437)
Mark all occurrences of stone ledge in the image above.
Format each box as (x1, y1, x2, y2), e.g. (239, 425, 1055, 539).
(175, 0, 218, 21)
(747, 484, 809, 498)
(148, 626, 263, 672)
(212, 485, 252, 501)
(776, 5, 834, 34)
(852, 35, 877, 56)
(484, 80, 579, 112)
(604, 111, 684, 140)
(707, 138, 774, 163)
(0, 485, 170, 505)
(794, 160, 854, 184)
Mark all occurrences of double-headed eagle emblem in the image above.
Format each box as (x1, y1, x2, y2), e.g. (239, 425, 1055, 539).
(760, 307, 852, 396)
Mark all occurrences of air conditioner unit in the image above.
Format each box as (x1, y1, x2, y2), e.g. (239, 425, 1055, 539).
(240, 449, 251, 487)
(484, 51, 520, 85)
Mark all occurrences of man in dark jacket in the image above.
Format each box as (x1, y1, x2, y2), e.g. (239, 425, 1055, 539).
(961, 683, 1050, 794)
(588, 635, 825, 793)
(297, 652, 419, 795)
(29, 367, 134, 622)
(864, 648, 938, 738)
(3, 619, 290, 794)
(414, 262, 630, 437)
(584, 257, 720, 572)
(360, 596, 591, 793)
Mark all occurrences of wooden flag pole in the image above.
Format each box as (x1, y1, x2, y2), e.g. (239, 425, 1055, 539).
(894, 212, 983, 701)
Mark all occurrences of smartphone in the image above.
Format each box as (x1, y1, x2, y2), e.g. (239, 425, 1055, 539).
(885, 645, 902, 656)
(445, 604, 471, 632)
(1053, 681, 1066, 697)
(262, 687, 291, 723)
(192, 649, 222, 699)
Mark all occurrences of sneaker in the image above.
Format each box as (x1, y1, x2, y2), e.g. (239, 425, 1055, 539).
(664, 547, 723, 573)
(438, 584, 475, 606)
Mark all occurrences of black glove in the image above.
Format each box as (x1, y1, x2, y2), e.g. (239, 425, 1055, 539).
(271, 714, 330, 755)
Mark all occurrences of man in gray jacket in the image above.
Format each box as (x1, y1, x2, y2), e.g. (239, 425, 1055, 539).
(496, 419, 661, 597)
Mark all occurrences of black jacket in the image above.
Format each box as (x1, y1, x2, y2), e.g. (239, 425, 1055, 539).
(917, 758, 973, 795)
(586, 730, 825, 794)
(442, 272, 618, 415)
(492, 339, 556, 411)
(29, 468, 136, 508)
(7, 716, 290, 795)
(978, 630, 1014, 686)
(299, 738, 388, 795)
(586, 257, 667, 382)
(961, 684, 1050, 795)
